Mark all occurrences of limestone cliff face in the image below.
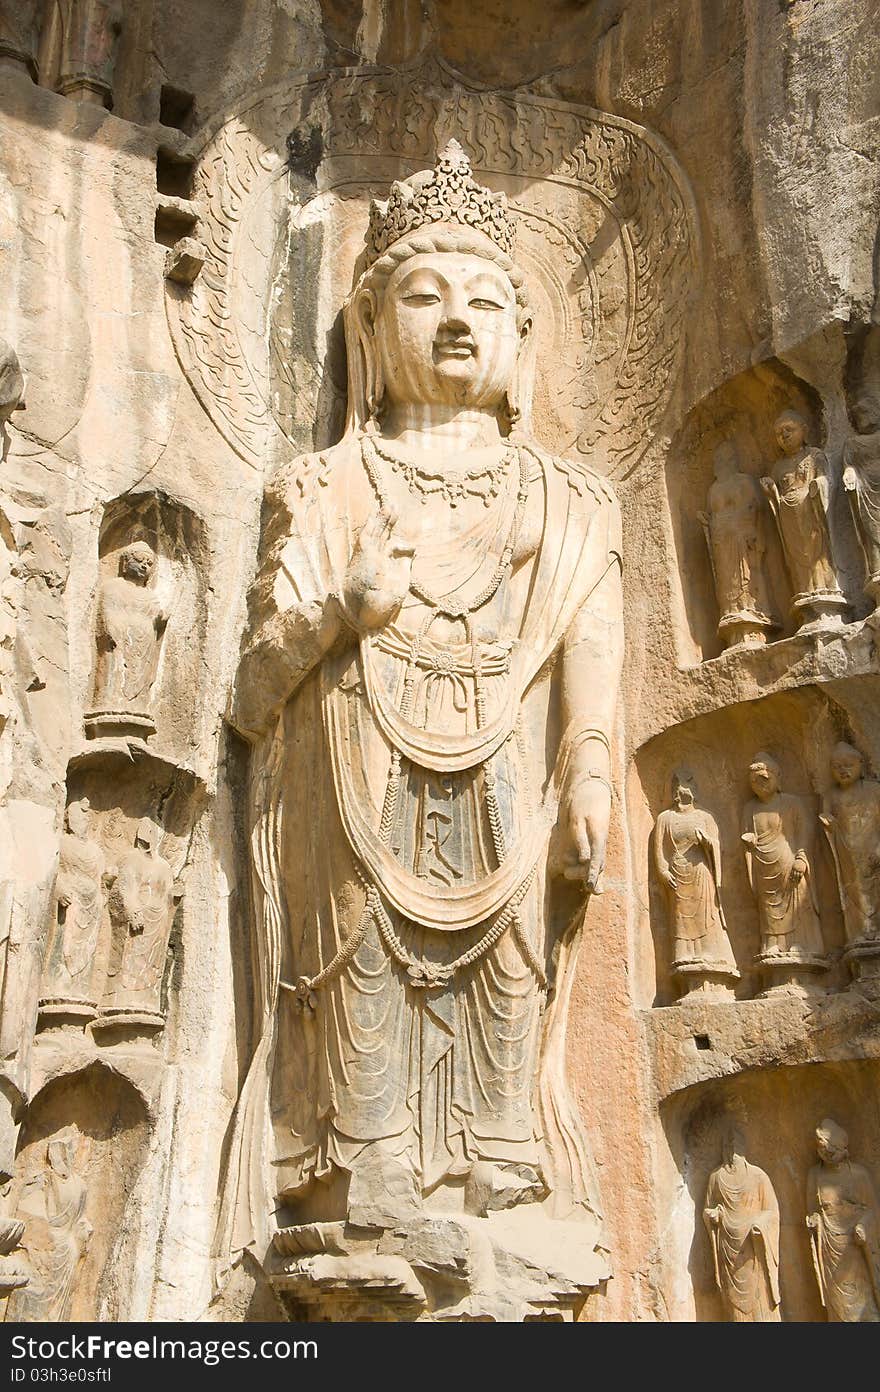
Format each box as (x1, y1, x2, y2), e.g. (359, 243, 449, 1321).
(0, 0, 877, 1323)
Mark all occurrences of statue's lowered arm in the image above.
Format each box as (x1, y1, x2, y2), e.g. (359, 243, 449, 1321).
(557, 508, 624, 891)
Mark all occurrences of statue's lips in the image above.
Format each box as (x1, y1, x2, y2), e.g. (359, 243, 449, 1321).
(434, 340, 476, 360)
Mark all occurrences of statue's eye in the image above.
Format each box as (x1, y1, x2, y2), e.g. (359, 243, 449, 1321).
(469, 298, 503, 311)
(402, 292, 441, 305)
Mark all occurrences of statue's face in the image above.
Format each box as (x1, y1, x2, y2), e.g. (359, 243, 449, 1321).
(749, 760, 779, 799)
(672, 775, 695, 808)
(66, 800, 89, 838)
(775, 413, 805, 456)
(831, 747, 862, 788)
(852, 394, 880, 435)
(722, 1127, 747, 1165)
(374, 252, 522, 412)
(816, 1129, 846, 1165)
(122, 547, 154, 584)
(47, 1139, 72, 1178)
(713, 442, 738, 478)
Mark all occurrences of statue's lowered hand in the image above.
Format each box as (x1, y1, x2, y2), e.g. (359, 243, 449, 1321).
(342, 508, 414, 631)
(563, 775, 611, 894)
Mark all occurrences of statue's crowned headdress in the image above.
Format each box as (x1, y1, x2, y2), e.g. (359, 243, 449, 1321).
(365, 139, 516, 266)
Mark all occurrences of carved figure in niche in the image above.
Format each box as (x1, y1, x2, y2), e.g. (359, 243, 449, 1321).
(102, 817, 181, 1026)
(760, 410, 846, 630)
(807, 1118, 880, 1322)
(88, 540, 169, 740)
(842, 387, 880, 608)
(741, 752, 826, 993)
(704, 1122, 781, 1322)
(220, 141, 623, 1291)
(820, 742, 880, 945)
(39, 798, 108, 1021)
(6, 1130, 91, 1322)
(653, 768, 739, 1000)
(0, 2, 40, 79)
(699, 439, 774, 650)
(41, 0, 123, 107)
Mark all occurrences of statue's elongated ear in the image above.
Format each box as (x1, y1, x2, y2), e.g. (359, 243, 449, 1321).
(506, 310, 535, 433)
(344, 285, 385, 432)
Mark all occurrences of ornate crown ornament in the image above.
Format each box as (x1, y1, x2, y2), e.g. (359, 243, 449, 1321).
(365, 139, 516, 267)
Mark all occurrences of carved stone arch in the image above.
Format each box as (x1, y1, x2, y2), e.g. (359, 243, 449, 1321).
(165, 55, 701, 480)
(661, 1057, 880, 1323)
(5, 1062, 150, 1321)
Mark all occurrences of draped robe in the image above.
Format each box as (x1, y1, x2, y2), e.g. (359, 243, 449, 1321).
(705, 1160, 781, 1322)
(654, 807, 736, 968)
(218, 432, 622, 1264)
(742, 793, 824, 958)
(809, 1159, 880, 1321)
(767, 449, 841, 602)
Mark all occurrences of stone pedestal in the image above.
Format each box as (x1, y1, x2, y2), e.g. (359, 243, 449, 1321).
(756, 951, 828, 998)
(84, 709, 155, 742)
(718, 610, 774, 651)
(673, 959, 740, 1002)
(793, 590, 848, 631)
(269, 1208, 608, 1322)
(844, 938, 880, 999)
(37, 995, 98, 1027)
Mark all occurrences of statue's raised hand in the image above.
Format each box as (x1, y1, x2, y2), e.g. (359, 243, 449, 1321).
(342, 507, 414, 632)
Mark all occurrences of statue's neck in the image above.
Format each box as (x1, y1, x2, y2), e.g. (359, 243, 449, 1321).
(379, 404, 505, 454)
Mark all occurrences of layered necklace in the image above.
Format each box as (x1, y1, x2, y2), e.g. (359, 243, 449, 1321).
(360, 432, 528, 622)
(367, 432, 514, 509)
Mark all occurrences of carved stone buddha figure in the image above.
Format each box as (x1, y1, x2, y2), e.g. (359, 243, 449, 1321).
(219, 142, 624, 1302)
(820, 742, 880, 946)
(39, 797, 107, 1020)
(653, 767, 739, 999)
(700, 439, 774, 650)
(102, 817, 179, 1026)
(704, 1122, 781, 1322)
(807, 1118, 880, 1322)
(89, 539, 168, 739)
(6, 1130, 91, 1324)
(741, 751, 826, 992)
(842, 386, 880, 607)
(761, 409, 846, 630)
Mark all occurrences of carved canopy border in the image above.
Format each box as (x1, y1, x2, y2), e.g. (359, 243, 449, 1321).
(165, 57, 701, 479)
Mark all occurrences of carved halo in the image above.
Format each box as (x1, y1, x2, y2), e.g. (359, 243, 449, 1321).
(165, 57, 700, 480)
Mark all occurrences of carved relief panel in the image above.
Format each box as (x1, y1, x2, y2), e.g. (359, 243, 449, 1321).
(636, 686, 855, 1006)
(84, 493, 206, 760)
(2, 1067, 149, 1322)
(39, 758, 192, 1040)
(665, 361, 865, 665)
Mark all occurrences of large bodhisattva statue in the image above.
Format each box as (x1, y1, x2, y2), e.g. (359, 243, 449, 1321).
(219, 142, 624, 1316)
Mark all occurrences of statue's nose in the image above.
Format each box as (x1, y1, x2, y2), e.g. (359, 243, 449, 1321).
(440, 287, 472, 334)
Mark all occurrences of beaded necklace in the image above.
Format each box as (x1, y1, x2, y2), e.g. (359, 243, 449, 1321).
(360, 433, 528, 621)
(367, 432, 514, 508)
